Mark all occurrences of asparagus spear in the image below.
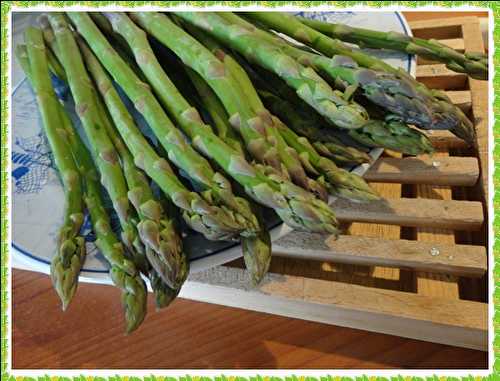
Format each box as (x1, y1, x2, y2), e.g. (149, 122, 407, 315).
(297, 16, 488, 80)
(244, 12, 475, 144)
(93, 84, 184, 288)
(60, 101, 148, 333)
(28, 30, 182, 288)
(172, 12, 369, 130)
(80, 43, 187, 305)
(102, 12, 259, 236)
(71, 12, 338, 235)
(19, 34, 85, 311)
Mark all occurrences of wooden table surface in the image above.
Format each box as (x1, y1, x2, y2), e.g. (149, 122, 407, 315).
(12, 11, 490, 370)
(12, 269, 488, 369)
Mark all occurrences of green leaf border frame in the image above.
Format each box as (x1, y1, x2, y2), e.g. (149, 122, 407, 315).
(1, 1, 498, 378)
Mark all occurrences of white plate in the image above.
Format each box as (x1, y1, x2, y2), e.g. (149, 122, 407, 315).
(11, 11, 416, 281)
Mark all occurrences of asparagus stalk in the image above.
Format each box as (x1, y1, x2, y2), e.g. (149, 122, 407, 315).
(272, 117, 379, 200)
(297, 16, 488, 80)
(31, 28, 183, 290)
(78, 41, 188, 304)
(185, 69, 246, 156)
(60, 101, 148, 333)
(72, 12, 338, 235)
(68, 13, 252, 241)
(103, 13, 259, 236)
(244, 12, 475, 144)
(92, 84, 184, 288)
(19, 34, 85, 311)
(173, 12, 369, 130)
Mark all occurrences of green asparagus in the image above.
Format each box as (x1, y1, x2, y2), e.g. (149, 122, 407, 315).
(103, 12, 259, 236)
(61, 102, 148, 334)
(19, 35, 85, 311)
(47, 14, 147, 263)
(243, 12, 475, 144)
(244, 59, 434, 156)
(175, 20, 377, 201)
(297, 16, 488, 80)
(68, 12, 252, 241)
(73, 12, 338, 235)
(203, 31, 330, 201)
(19, 34, 146, 330)
(173, 12, 369, 131)
(92, 82, 184, 287)
(233, 12, 435, 130)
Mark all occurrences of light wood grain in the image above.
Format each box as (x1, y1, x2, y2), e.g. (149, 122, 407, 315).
(333, 197, 484, 230)
(404, 12, 488, 23)
(364, 156, 479, 186)
(446, 90, 472, 112)
(416, 64, 468, 89)
(426, 130, 469, 149)
(272, 233, 486, 277)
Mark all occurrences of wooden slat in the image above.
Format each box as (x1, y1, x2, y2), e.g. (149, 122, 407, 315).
(183, 266, 488, 351)
(416, 64, 468, 89)
(409, 16, 479, 33)
(364, 156, 479, 186)
(425, 130, 468, 149)
(440, 37, 465, 50)
(446, 90, 472, 112)
(272, 233, 486, 277)
(332, 197, 483, 230)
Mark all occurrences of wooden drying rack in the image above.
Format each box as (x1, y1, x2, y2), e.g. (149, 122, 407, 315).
(178, 16, 490, 351)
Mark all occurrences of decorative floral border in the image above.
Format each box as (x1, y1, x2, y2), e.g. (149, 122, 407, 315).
(1, 1, 497, 378)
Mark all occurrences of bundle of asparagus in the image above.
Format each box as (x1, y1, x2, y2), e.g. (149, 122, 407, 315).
(16, 11, 480, 333)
